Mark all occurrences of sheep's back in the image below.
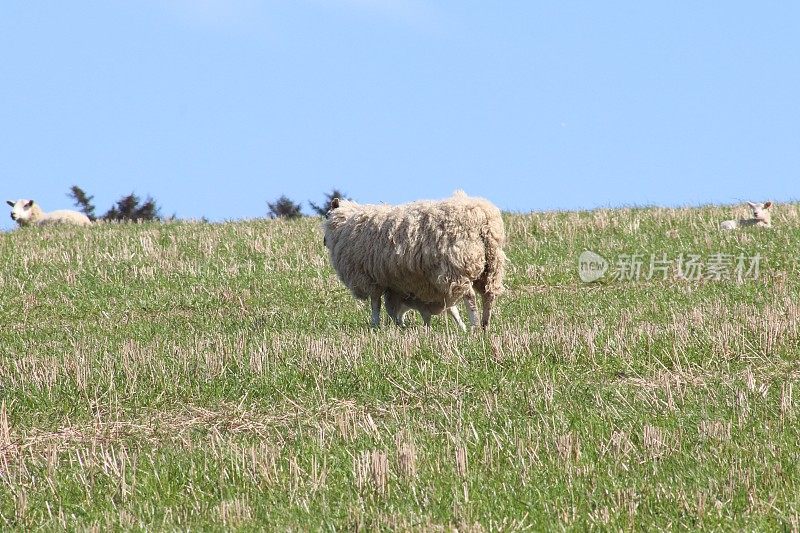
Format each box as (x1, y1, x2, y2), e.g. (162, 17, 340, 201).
(377, 199, 497, 302)
(39, 210, 92, 226)
(324, 194, 506, 304)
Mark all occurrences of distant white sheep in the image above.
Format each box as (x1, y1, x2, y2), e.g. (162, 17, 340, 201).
(720, 201, 772, 230)
(323, 190, 506, 329)
(7, 199, 92, 227)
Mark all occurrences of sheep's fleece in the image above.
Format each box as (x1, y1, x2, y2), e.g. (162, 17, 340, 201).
(323, 190, 506, 327)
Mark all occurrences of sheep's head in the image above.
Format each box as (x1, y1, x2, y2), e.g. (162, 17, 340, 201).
(323, 197, 360, 249)
(747, 201, 773, 225)
(7, 199, 37, 226)
(322, 198, 340, 247)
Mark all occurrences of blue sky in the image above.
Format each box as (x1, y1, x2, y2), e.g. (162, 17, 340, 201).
(1, 1, 797, 230)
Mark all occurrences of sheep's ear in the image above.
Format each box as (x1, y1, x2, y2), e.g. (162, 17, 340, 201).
(24, 200, 34, 208)
(747, 201, 757, 208)
(763, 201, 773, 209)
(6, 201, 13, 207)
(330, 198, 340, 210)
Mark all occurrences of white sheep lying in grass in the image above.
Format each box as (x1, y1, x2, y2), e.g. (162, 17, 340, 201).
(7, 199, 91, 227)
(720, 201, 772, 230)
(323, 190, 506, 330)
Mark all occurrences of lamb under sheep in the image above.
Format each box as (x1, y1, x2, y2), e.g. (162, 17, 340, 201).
(720, 201, 772, 230)
(323, 190, 506, 330)
(383, 287, 478, 332)
(7, 199, 92, 227)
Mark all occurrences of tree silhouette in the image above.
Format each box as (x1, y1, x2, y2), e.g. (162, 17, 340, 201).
(66, 186, 163, 222)
(67, 185, 97, 221)
(267, 195, 303, 219)
(103, 193, 161, 222)
(309, 188, 350, 216)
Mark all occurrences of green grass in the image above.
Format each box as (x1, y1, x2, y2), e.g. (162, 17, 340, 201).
(1, 203, 799, 530)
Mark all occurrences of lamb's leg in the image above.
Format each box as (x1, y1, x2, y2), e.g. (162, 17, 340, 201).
(420, 310, 432, 327)
(396, 303, 411, 327)
(447, 306, 467, 332)
(383, 292, 404, 326)
(463, 290, 479, 328)
(370, 295, 382, 328)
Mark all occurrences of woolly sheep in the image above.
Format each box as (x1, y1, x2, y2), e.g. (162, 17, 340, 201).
(720, 201, 772, 230)
(7, 199, 91, 227)
(383, 288, 478, 332)
(323, 190, 506, 330)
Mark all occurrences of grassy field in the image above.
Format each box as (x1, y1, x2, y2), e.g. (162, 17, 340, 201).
(1, 202, 800, 530)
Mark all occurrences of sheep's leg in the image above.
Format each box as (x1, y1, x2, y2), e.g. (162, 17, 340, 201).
(463, 290, 479, 328)
(480, 292, 495, 330)
(370, 295, 382, 328)
(447, 306, 467, 332)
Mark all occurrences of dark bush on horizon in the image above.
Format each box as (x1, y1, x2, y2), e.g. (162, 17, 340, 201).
(69, 185, 162, 222)
(268, 195, 303, 219)
(67, 185, 98, 221)
(103, 193, 161, 222)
